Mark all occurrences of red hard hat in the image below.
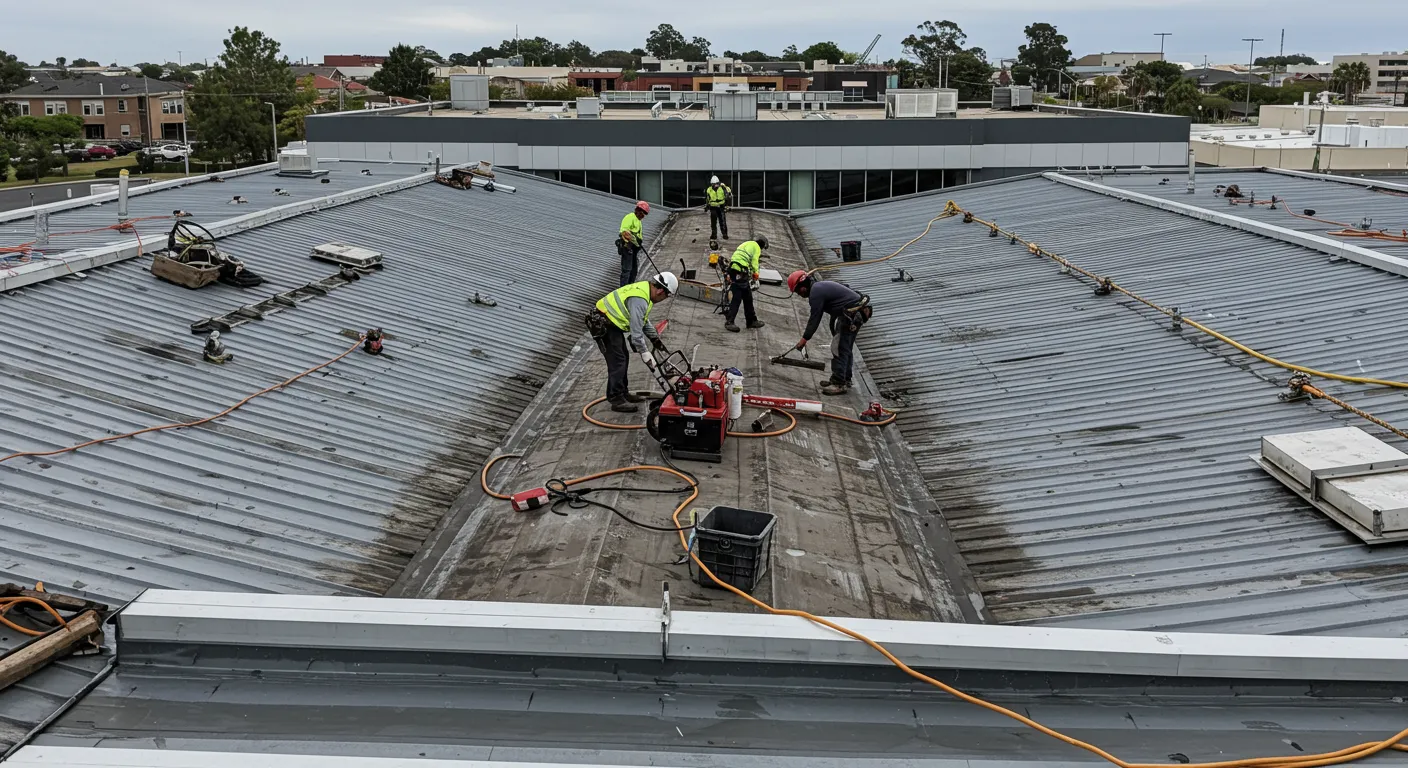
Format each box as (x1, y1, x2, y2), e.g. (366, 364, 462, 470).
(787, 270, 810, 293)
(636, 201, 651, 215)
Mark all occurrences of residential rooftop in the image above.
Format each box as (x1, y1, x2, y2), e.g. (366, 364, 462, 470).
(1, 74, 184, 98)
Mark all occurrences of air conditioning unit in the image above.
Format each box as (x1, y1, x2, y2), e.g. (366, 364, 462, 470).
(886, 88, 958, 119)
(1254, 427, 1408, 544)
(576, 97, 601, 119)
(311, 242, 384, 269)
(276, 151, 327, 178)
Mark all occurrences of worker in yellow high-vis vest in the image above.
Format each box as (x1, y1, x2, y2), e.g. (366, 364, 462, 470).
(704, 175, 732, 241)
(616, 201, 650, 287)
(585, 272, 679, 412)
(723, 236, 767, 333)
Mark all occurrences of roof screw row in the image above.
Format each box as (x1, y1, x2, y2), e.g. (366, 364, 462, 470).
(1094, 277, 1113, 296)
(363, 328, 385, 355)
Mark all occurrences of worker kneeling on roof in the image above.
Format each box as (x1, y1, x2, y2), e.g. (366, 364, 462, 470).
(723, 235, 768, 333)
(616, 201, 650, 287)
(787, 270, 873, 396)
(586, 272, 679, 413)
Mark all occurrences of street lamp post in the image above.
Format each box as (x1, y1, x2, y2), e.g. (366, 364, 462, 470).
(1242, 38, 1263, 123)
(1155, 33, 1172, 58)
(262, 102, 277, 162)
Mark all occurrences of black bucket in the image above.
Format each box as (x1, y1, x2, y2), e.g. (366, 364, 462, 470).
(690, 505, 777, 593)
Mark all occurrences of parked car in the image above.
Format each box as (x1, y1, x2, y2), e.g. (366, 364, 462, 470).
(148, 144, 190, 160)
(62, 146, 91, 161)
(115, 140, 142, 154)
(86, 144, 117, 159)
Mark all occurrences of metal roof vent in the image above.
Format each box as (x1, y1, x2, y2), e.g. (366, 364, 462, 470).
(311, 242, 384, 269)
(1254, 427, 1408, 544)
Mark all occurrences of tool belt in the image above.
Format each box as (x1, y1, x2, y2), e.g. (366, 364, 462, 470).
(585, 309, 612, 340)
(616, 237, 639, 257)
(831, 294, 873, 334)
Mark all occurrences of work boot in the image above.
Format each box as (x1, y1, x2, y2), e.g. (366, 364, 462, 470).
(625, 391, 649, 403)
(610, 399, 640, 413)
(724, 321, 740, 332)
(747, 320, 766, 329)
(820, 381, 851, 396)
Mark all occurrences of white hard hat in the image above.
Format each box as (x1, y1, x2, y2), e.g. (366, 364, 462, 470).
(652, 271, 679, 296)
(710, 175, 720, 184)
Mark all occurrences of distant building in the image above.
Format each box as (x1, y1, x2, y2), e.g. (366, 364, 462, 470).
(0, 74, 187, 142)
(627, 57, 811, 92)
(303, 74, 370, 102)
(1070, 52, 1164, 78)
(1330, 52, 1408, 103)
(1184, 67, 1265, 92)
(324, 54, 386, 67)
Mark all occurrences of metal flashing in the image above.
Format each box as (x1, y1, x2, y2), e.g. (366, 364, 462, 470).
(1044, 172, 1408, 277)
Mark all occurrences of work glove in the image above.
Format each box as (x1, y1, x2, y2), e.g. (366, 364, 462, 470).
(794, 338, 808, 350)
(752, 272, 759, 281)
(651, 337, 667, 352)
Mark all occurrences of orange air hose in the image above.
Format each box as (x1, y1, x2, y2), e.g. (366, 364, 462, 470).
(0, 596, 72, 637)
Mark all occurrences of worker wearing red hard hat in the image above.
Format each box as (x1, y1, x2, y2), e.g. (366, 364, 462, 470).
(616, 201, 651, 286)
(787, 270, 872, 396)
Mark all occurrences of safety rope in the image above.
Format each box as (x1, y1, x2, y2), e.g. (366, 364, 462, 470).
(1287, 375, 1408, 441)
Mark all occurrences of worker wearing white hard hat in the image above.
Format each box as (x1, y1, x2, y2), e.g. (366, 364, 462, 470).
(704, 175, 733, 242)
(587, 272, 678, 413)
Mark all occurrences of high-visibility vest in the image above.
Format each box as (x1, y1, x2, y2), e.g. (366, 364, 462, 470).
(730, 241, 761, 273)
(596, 281, 653, 331)
(706, 185, 730, 207)
(619, 211, 643, 244)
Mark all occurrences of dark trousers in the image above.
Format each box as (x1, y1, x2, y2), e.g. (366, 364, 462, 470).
(831, 326, 858, 384)
(725, 268, 756, 325)
(617, 240, 640, 287)
(708, 206, 728, 239)
(598, 328, 630, 403)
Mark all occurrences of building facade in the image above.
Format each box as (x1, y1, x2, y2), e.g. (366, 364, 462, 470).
(0, 75, 187, 142)
(305, 107, 1189, 210)
(1330, 52, 1408, 98)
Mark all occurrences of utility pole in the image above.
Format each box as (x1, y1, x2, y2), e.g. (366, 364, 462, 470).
(1243, 38, 1263, 123)
(1155, 33, 1172, 59)
(263, 101, 277, 161)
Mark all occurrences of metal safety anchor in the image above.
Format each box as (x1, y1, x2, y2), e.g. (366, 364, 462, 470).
(1279, 371, 1313, 402)
(1169, 307, 1183, 333)
(1094, 277, 1113, 296)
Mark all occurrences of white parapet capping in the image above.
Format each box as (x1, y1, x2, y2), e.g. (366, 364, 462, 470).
(0, 162, 277, 226)
(0, 166, 452, 293)
(1045, 172, 1408, 278)
(1261, 166, 1408, 193)
(122, 591, 1408, 681)
(7, 748, 676, 768)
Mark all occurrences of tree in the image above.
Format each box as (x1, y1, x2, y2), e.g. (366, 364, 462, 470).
(70, 57, 99, 67)
(11, 114, 82, 179)
(564, 40, 594, 65)
(419, 49, 445, 64)
(884, 58, 919, 88)
(1331, 61, 1371, 104)
(429, 79, 450, 100)
(1090, 75, 1122, 108)
(799, 41, 856, 65)
(278, 76, 320, 142)
(1256, 54, 1317, 67)
(901, 21, 994, 100)
(137, 62, 165, 79)
(595, 50, 639, 68)
(0, 49, 27, 93)
(523, 83, 590, 100)
(189, 27, 296, 164)
(468, 46, 501, 64)
(1015, 22, 1073, 93)
(447, 52, 472, 66)
(688, 37, 713, 59)
(782, 45, 800, 60)
(162, 63, 200, 84)
(1124, 60, 1184, 110)
(646, 24, 686, 58)
(1161, 77, 1202, 118)
(738, 50, 777, 62)
(55, 56, 67, 69)
(368, 43, 433, 99)
(1201, 95, 1233, 121)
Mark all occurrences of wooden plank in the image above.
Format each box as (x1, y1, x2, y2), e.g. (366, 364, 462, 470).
(0, 611, 103, 693)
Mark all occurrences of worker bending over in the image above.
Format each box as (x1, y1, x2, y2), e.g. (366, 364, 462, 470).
(723, 236, 768, 333)
(787, 270, 872, 396)
(586, 272, 679, 413)
(704, 175, 732, 241)
(616, 201, 651, 287)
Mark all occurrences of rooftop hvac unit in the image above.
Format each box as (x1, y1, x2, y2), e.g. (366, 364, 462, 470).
(1254, 427, 1408, 545)
(276, 151, 327, 178)
(708, 91, 758, 121)
(576, 97, 601, 119)
(885, 89, 958, 119)
(449, 74, 490, 111)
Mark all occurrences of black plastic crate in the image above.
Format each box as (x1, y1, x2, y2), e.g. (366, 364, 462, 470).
(840, 240, 862, 262)
(690, 505, 777, 593)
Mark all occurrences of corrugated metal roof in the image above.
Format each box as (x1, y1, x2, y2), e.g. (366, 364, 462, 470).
(795, 176, 1408, 637)
(0, 171, 644, 752)
(1098, 170, 1408, 259)
(0, 163, 422, 256)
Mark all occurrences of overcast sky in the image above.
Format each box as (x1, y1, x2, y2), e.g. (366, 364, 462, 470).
(3, 1, 1398, 68)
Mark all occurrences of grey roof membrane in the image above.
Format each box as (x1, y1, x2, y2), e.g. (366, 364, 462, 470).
(0, 163, 422, 256)
(0, 170, 644, 752)
(796, 175, 1408, 637)
(1098, 170, 1408, 260)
